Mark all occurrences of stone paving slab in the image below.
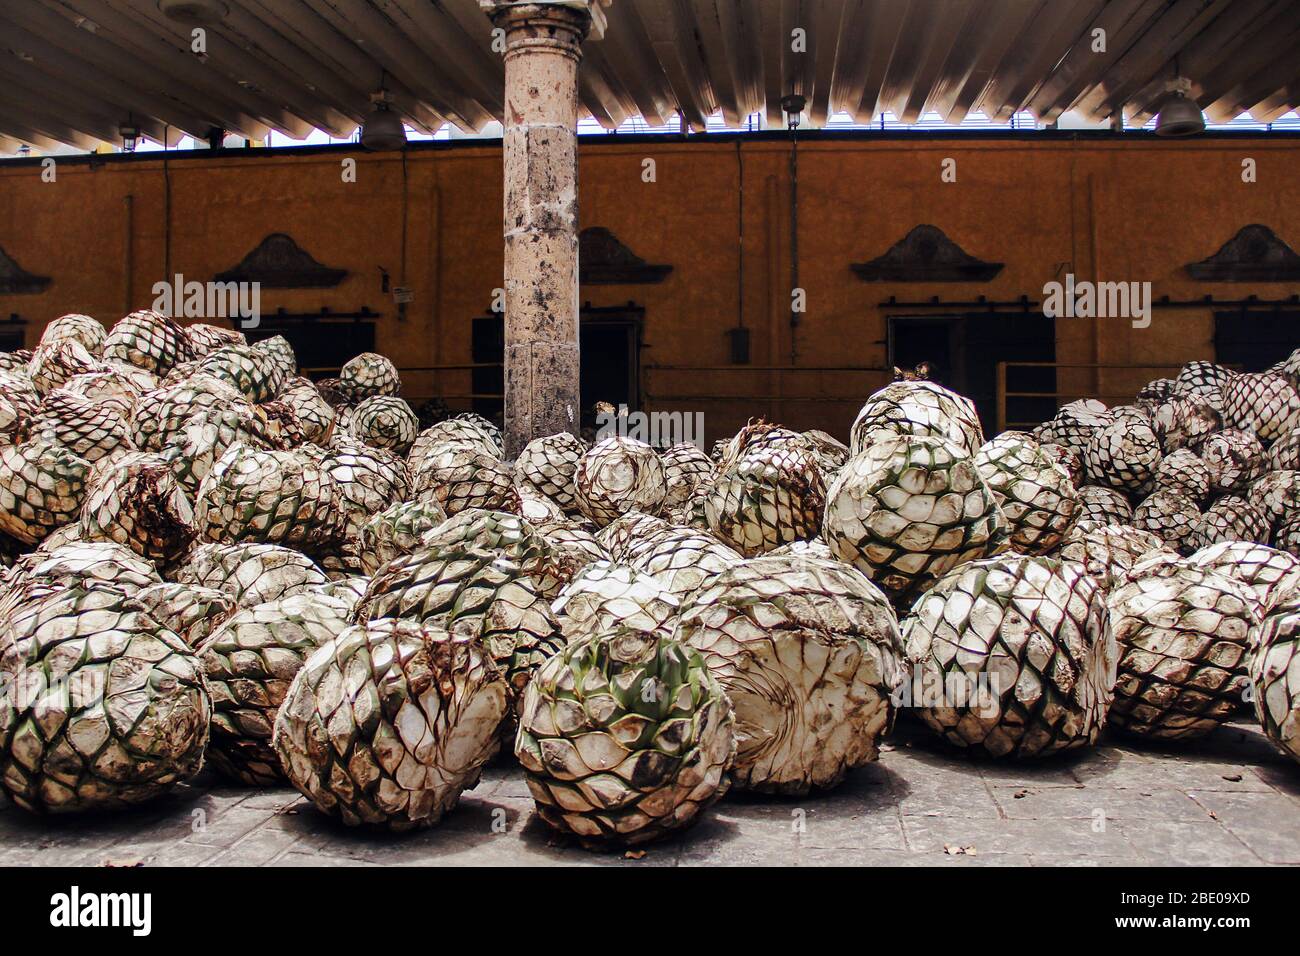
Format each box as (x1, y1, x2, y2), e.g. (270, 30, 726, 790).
(2, 720, 1297, 867)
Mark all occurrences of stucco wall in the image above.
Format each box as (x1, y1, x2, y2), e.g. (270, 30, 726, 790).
(1, 134, 1297, 443)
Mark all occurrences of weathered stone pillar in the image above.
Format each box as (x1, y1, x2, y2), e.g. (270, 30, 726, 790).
(482, 1, 604, 457)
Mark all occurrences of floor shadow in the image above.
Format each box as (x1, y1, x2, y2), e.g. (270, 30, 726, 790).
(0, 776, 218, 838)
(267, 787, 529, 860)
(885, 716, 1097, 780)
(1254, 764, 1300, 796)
(512, 798, 726, 864)
(1104, 719, 1289, 763)
(720, 759, 909, 810)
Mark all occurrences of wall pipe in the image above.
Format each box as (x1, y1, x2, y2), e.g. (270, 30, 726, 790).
(1087, 171, 1101, 397)
(430, 179, 443, 368)
(163, 154, 172, 281)
(735, 140, 744, 331)
(122, 193, 134, 313)
(789, 123, 800, 365)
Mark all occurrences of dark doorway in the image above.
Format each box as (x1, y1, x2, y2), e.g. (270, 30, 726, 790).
(888, 313, 1056, 436)
(243, 315, 376, 378)
(0, 320, 26, 352)
(470, 316, 505, 420)
(1214, 311, 1300, 371)
(890, 316, 955, 387)
(471, 303, 644, 429)
(579, 303, 642, 428)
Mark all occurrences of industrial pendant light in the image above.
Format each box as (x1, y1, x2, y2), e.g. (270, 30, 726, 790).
(780, 93, 807, 130)
(1155, 91, 1205, 137)
(158, 0, 229, 24)
(1155, 69, 1204, 137)
(361, 81, 406, 151)
(119, 117, 140, 152)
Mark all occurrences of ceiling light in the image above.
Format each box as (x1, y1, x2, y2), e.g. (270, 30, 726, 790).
(1155, 76, 1204, 138)
(158, 0, 229, 25)
(119, 121, 140, 152)
(1155, 92, 1205, 137)
(361, 92, 406, 151)
(780, 93, 807, 130)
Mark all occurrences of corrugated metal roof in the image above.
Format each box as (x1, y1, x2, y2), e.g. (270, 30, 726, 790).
(1, 0, 1297, 152)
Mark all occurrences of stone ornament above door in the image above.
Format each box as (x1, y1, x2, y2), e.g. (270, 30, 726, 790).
(214, 233, 347, 288)
(1185, 224, 1300, 282)
(0, 245, 51, 294)
(579, 227, 673, 285)
(851, 224, 1004, 282)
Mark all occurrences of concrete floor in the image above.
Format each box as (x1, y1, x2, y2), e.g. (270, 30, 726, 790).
(4, 719, 1297, 867)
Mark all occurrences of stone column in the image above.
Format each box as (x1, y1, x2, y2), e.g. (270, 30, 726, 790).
(482, 1, 604, 457)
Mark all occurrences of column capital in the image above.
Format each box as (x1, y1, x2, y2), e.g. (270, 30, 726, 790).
(480, 0, 608, 41)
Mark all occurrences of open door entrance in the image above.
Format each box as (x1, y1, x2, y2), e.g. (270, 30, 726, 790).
(0, 318, 26, 352)
(578, 302, 643, 430)
(470, 303, 644, 430)
(888, 313, 1055, 436)
(1215, 311, 1300, 371)
(243, 311, 377, 378)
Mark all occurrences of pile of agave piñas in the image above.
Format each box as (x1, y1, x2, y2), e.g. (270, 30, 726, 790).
(2, 310, 1300, 847)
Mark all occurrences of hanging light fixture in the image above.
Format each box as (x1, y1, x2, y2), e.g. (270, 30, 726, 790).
(780, 93, 807, 130)
(119, 118, 140, 152)
(361, 86, 406, 151)
(1155, 68, 1204, 137)
(1155, 90, 1205, 137)
(158, 0, 229, 25)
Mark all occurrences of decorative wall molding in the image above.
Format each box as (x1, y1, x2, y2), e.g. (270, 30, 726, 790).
(215, 233, 347, 288)
(579, 227, 672, 284)
(851, 224, 1003, 282)
(0, 246, 51, 294)
(1185, 224, 1300, 282)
